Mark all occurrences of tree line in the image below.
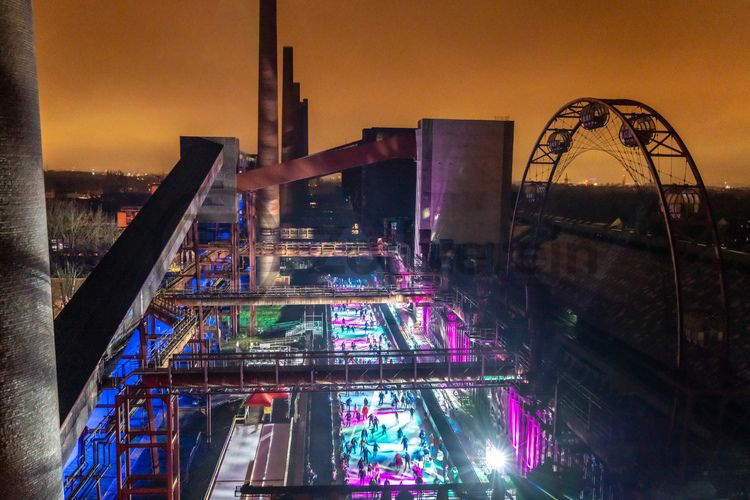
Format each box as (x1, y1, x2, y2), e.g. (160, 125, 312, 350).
(46, 200, 121, 313)
(46, 200, 120, 259)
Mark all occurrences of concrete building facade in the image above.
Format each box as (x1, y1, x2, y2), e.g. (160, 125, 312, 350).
(181, 136, 240, 224)
(415, 119, 514, 272)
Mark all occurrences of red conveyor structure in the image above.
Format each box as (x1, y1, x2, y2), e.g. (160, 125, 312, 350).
(236, 131, 416, 192)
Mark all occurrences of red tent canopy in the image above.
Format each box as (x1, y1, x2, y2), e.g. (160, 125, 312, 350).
(245, 392, 288, 406)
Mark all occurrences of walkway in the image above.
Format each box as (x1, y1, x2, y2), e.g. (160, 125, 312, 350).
(248, 423, 291, 486)
(207, 423, 262, 500)
(163, 286, 435, 307)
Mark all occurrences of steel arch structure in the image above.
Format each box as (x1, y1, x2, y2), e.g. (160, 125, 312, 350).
(507, 98, 728, 373)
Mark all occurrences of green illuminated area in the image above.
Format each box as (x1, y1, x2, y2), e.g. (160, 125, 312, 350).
(239, 305, 283, 331)
(219, 306, 292, 352)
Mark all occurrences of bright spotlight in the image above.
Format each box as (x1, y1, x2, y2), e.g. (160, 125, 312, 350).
(486, 446, 507, 471)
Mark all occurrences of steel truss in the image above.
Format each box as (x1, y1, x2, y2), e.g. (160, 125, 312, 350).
(137, 347, 518, 393)
(161, 285, 436, 306)
(234, 239, 402, 257)
(507, 98, 728, 374)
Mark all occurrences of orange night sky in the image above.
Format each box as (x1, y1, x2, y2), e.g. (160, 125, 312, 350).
(33, 0, 750, 185)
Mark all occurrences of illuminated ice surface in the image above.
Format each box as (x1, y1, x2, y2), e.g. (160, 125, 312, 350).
(331, 304, 447, 486)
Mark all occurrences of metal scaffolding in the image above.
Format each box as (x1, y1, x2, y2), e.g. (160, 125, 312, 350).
(115, 388, 180, 500)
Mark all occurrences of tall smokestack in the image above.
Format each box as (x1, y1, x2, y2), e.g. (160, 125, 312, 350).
(281, 46, 295, 163)
(279, 46, 294, 219)
(256, 0, 280, 286)
(280, 46, 309, 220)
(297, 96, 309, 157)
(0, 1, 64, 498)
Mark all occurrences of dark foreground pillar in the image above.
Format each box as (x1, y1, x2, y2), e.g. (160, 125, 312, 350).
(0, 1, 64, 498)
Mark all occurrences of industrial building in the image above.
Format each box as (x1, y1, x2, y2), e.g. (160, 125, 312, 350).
(0, 1, 748, 499)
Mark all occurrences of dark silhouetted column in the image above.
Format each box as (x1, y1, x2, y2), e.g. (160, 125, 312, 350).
(280, 46, 310, 222)
(525, 281, 547, 377)
(0, 1, 64, 497)
(256, 0, 280, 286)
(280, 46, 296, 219)
(281, 46, 295, 164)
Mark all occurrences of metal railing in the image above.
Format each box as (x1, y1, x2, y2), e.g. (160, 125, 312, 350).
(149, 313, 198, 368)
(280, 227, 316, 240)
(557, 368, 615, 442)
(161, 285, 437, 304)
(164, 258, 196, 284)
(460, 325, 498, 342)
(454, 287, 479, 309)
(235, 482, 498, 499)
(149, 295, 182, 321)
(170, 347, 486, 367)
(254, 241, 401, 257)
(139, 347, 517, 394)
(284, 322, 311, 338)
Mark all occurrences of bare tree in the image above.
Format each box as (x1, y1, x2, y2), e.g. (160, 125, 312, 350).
(47, 200, 87, 252)
(54, 261, 83, 313)
(46, 200, 120, 255)
(87, 206, 121, 254)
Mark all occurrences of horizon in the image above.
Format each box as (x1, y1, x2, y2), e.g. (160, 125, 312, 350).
(33, 0, 750, 184)
(42, 167, 750, 190)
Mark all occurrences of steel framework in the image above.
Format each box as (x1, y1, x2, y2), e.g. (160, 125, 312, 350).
(115, 388, 180, 500)
(199, 240, 402, 257)
(507, 98, 728, 373)
(235, 130, 416, 192)
(161, 285, 436, 306)
(137, 347, 517, 393)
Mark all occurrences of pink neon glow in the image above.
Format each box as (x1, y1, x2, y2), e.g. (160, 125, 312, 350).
(461, 327, 470, 362)
(423, 306, 430, 337)
(446, 313, 471, 363)
(447, 315, 460, 363)
(505, 388, 546, 475)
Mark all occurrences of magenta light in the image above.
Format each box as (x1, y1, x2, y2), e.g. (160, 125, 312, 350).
(447, 316, 460, 363)
(504, 388, 547, 475)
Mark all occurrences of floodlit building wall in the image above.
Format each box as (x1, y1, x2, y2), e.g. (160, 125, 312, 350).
(415, 119, 513, 270)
